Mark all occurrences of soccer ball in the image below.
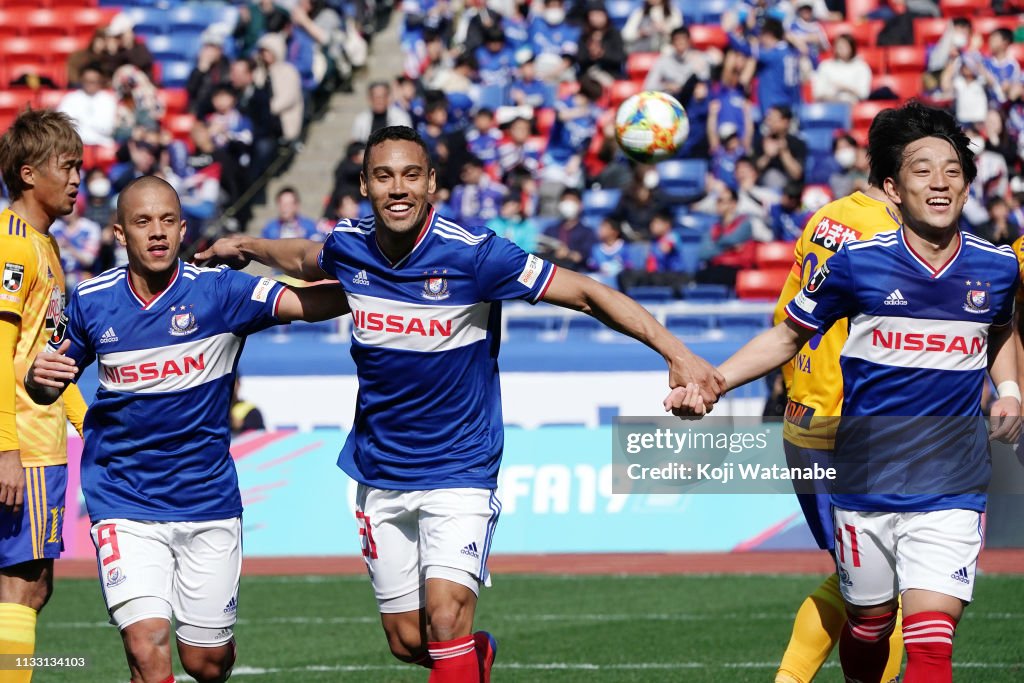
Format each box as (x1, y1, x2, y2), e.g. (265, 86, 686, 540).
(614, 91, 689, 163)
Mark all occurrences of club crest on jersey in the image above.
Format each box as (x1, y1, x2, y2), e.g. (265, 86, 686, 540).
(422, 269, 450, 300)
(169, 305, 198, 336)
(106, 566, 126, 588)
(963, 281, 990, 314)
(2, 262, 24, 293)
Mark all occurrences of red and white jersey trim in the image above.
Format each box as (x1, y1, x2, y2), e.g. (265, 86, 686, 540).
(346, 292, 490, 353)
(97, 332, 241, 394)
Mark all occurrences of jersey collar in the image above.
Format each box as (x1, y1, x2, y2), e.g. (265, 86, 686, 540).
(126, 259, 182, 309)
(900, 228, 962, 279)
(374, 206, 436, 269)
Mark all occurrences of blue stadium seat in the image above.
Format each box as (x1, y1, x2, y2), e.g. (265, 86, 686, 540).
(169, 4, 238, 32)
(146, 34, 199, 62)
(716, 313, 771, 336)
(665, 314, 713, 337)
(803, 127, 836, 156)
(476, 84, 506, 112)
(625, 286, 675, 302)
(655, 159, 708, 203)
(804, 153, 835, 185)
(800, 102, 851, 131)
(682, 0, 732, 23)
(681, 283, 731, 301)
(506, 316, 563, 341)
(290, 320, 338, 334)
(675, 228, 703, 275)
(606, 0, 638, 29)
(582, 188, 622, 225)
(122, 7, 165, 36)
(676, 211, 717, 234)
(158, 60, 193, 88)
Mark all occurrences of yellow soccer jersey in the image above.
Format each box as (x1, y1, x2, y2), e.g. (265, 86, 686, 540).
(1011, 235, 1024, 305)
(0, 209, 68, 466)
(771, 191, 902, 448)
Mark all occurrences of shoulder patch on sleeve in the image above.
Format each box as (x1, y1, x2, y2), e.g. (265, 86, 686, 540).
(517, 254, 546, 288)
(251, 277, 276, 303)
(2, 262, 25, 293)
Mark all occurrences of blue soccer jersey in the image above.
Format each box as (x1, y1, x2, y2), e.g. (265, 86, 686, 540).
(784, 230, 1019, 513)
(51, 261, 286, 523)
(317, 209, 557, 490)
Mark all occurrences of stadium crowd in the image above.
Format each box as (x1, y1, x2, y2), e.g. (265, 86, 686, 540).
(3, 0, 1023, 301)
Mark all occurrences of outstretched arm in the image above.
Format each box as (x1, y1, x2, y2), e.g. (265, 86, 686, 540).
(275, 283, 351, 323)
(540, 268, 726, 408)
(194, 235, 329, 282)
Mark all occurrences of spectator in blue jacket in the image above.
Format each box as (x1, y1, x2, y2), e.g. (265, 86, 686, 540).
(262, 186, 319, 240)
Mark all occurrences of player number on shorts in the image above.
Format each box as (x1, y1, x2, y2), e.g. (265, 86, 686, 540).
(96, 524, 121, 567)
(835, 523, 861, 568)
(356, 511, 378, 559)
(47, 506, 64, 544)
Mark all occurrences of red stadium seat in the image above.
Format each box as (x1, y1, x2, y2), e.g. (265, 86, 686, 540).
(52, 0, 99, 8)
(534, 107, 555, 137)
(0, 90, 37, 113)
(625, 52, 659, 81)
(939, 0, 992, 18)
(66, 7, 118, 33)
(850, 126, 869, 147)
(158, 88, 190, 116)
(735, 268, 791, 301)
(849, 21, 883, 48)
(974, 17, 1022, 39)
(557, 80, 579, 100)
(913, 17, 947, 47)
(35, 89, 69, 109)
(49, 36, 85, 62)
(755, 242, 796, 270)
(1008, 43, 1024, 69)
(81, 144, 118, 172)
(856, 46, 886, 73)
(20, 10, 70, 38)
(609, 79, 643, 108)
(870, 73, 921, 99)
(821, 21, 854, 45)
(844, 0, 880, 21)
(5, 57, 65, 89)
(163, 112, 196, 142)
(0, 0, 45, 9)
(0, 36, 36, 57)
(884, 45, 927, 74)
(688, 24, 728, 51)
(852, 99, 900, 130)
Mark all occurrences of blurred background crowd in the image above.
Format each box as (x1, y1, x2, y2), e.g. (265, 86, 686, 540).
(1, 0, 1022, 302)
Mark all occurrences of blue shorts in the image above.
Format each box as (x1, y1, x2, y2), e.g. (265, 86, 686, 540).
(782, 441, 834, 552)
(0, 465, 67, 569)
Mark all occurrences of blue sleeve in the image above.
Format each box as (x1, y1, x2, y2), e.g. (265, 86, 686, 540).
(784, 245, 858, 333)
(317, 230, 345, 281)
(728, 33, 752, 57)
(214, 268, 287, 336)
(993, 263, 1018, 327)
(475, 234, 557, 304)
(262, 220, 280, 239)
(48, 291, 95, 379)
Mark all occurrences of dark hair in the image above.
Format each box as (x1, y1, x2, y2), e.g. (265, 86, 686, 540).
(81, 62, 105, 78)
(771, 105, 793, 121)
(832, 133, 856, 152)
(579, 75, 604, 102)
(952, 17, 971, 30)
(670, 26, 690, 41)
(560, 187, 582, 199)
(867, 101, 976, 188)
(602, 216, 622, 234)
(992, 27, 1013, 44)
(763, 18, 785, 41)
(276, 186, 299, 201)
(212, 83, 236, 99)
(986, 195, 1007, 211)
(0, 109, 82, 201)
(834, 34, 857, 59)
(783, 181, 803, 198)
(367, 80, 390, 94)
(116, 175, 181, 226)
(362, 125, 432, 179)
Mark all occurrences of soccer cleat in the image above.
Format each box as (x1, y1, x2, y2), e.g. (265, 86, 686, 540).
(473, 631, 497, 683)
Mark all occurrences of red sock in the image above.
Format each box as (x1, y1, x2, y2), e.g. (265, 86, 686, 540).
(902, 611, 955, 683)
(838, 611, 896, 683)
(428, 635, 479, 682)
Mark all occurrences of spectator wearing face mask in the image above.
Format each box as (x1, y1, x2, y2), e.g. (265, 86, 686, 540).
(538, 188, 596, 271)
(828, 134, 867, 198)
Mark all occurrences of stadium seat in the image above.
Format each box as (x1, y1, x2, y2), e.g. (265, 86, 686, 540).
(856, 46, 886, 74)
(36, 89, 69, 109)
(168, 4, 238, 33)
(844, 0, 880, 20)
(557, 81, 579, 99)
(849, 126, 869, 147)
(0, 36, 37, 57)
(158, 88, 189, 115)
(870, 73, 920, 100)
(716, 312, 772, 336)
(146, 34, 199, 62)
(800, 102, 851, 130)
(582, 188, 622, 224)
(884, 46, 927, 75)
(53, 0, 101, 8)
(158, 60, 193, 88)
(606, 0, 635, 30)
(665, 314, 713, 337)
(681, 283, 731, 301)
(1009, 43, 1024, 69)
(81, 144, 118, 172)
(802, 128, 837, 156)
(755, 242, 796, 270)
(477, 84, 505, 112)
(655, 159, 708, 203)
(688, 24, 728, 51)
(163, 112, 196, 142)
(2, 0, 45, 8)
(974, 17, 1022, 37)
(50, 36, 85, 62)
(5, 58, 65, 88)
(735, 268, 790, 301)
(506, 316, 563, 341)
(20, 9, 68, 38)
(625, 52, 659, 81)
(624, 286, 675, 303)
(821, 21, 854, 45)
(66, 6, 118, 32)
(688, 0, 731, 23)
(804, 153, 834, 185)
(609, 79, 643, 108)
(852, 99, 899, 130)
(676, 211, 717, 234)
(0, 90, 35, 117)
(912, 17, 948, 47)
(821, 20, 882, 49)
(535, 107, 555, 137)
(939, 0, 991, 18)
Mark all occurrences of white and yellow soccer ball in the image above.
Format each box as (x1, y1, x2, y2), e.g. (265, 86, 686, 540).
(614, 90, 690, 164)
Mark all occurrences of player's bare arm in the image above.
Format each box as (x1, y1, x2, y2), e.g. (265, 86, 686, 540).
(664, 319, 816, 416)
(540, 267, 726, 408)
(987, 322, 1021, 443)
(195, 235, 329, 282)
(275, 283, 351, 323)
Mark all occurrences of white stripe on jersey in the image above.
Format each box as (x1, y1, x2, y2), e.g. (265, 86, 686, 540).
(97, 332, 241, 394)
(435, 217, 487, 243)
(843, 314, 988, 372)
(433, 226, 486, 246)
(333, 218, 373, 234)
(848, 235, 898, 251)
(962, 236, 1018, 261)
(346, 292, 490, 353)
(78, 272, 126, 296)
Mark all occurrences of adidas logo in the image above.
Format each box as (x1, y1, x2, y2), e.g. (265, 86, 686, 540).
(99, 326, 119, 343)
(223, 596, 237, 614)
(352, 269, 370, 286)
(460, 542, 480, 559)
(884, 289, 908, 306)
(950, 567, 970, 584)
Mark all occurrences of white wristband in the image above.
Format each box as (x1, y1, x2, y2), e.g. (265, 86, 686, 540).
(996, 381, 1022, 403)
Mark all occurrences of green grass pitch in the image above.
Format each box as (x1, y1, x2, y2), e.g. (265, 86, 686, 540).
(31, 574, 1024, 682)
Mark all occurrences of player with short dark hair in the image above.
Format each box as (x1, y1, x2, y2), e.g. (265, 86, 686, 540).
(0, 108, 87, 681)
(25, 176, 347, 683)
(196, 125, 725, 682)
(670, 102, 1019, 683)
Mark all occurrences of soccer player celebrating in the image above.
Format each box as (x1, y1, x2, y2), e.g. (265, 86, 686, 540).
(25, 176, 347, 683)
(0, 109, 89, 683)
(771, 164, 904, 678)
(668, 102, 1020, 683)
(195, 125, 725, 682)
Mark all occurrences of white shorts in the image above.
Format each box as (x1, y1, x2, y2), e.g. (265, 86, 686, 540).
(91, 518, 242, 634)
(832, 507, 983, 606)
(354, 486, 501, 612)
